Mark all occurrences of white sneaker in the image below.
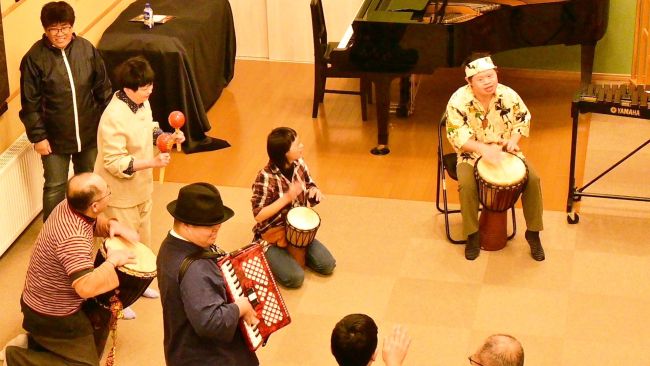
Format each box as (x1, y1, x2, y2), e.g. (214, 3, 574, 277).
(0, 334, 28, 361)
(121, 306, 137, 320)
(142, 288, 160, 299)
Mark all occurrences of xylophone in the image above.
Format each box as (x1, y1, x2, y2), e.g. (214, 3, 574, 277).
(572, 83, 650, 119)
(566, 84, 650, 224)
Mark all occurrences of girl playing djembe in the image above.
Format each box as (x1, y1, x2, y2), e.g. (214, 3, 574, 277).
(250, 127, 336, 288)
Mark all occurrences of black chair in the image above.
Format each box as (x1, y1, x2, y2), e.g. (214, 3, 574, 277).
(435, 115, 517, 244)
(310, 0, 370, 121)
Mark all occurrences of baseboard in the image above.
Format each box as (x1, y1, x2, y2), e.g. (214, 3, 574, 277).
(499, 67, 631, 84)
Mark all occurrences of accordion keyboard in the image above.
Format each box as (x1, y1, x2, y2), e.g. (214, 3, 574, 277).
(220, 260, 263, 348)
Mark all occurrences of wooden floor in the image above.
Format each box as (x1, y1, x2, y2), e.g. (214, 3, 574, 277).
(164, 60, 590, 211)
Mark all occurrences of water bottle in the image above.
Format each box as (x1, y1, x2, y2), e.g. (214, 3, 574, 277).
(143, 3, 154, 29)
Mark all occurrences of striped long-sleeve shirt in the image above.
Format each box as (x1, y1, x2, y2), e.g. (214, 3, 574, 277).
(22, 200, 112, 316)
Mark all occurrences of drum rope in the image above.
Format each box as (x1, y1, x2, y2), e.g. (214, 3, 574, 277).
(105, 293, 124, 366)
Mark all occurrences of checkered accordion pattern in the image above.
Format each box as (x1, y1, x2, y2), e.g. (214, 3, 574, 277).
(217, 242, 291, 351)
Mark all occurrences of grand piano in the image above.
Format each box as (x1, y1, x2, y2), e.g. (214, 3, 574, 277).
(330, 0, 609, 154)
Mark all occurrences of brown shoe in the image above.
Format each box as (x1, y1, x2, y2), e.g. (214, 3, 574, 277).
(465, 232, 480, 260)
(525, 230, 545, 261)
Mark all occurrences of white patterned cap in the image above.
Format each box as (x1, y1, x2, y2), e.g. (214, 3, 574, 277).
(465, 56, 496, 78)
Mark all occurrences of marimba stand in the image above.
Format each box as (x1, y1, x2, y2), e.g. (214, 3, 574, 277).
(566, 84, 650, 224)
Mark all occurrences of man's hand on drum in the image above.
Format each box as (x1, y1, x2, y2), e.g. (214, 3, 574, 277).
(501, 137, 521, 153)
(235, 297, 259, 327)
(108, 218, 141, 243)
(307, 186, 323, 203)
(479, 143, 503, 165)
(106, 246, 137, 267)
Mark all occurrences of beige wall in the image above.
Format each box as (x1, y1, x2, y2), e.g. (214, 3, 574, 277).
(0, 0, 136, 153)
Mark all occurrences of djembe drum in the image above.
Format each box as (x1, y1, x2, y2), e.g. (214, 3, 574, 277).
(285, 206, 321, 267)
(474, 152, 528, 251)
(93, 237, 157, 309)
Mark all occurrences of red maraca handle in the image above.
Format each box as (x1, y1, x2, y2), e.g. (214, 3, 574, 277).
(156, 133, 174, 184)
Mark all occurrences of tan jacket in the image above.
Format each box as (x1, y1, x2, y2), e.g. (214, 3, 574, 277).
(95, 92, 158, 208)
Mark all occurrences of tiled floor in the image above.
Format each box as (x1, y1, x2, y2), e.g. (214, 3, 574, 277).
(1, 182, 648, 365)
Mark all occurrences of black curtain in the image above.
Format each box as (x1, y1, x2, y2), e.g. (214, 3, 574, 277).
(0, 15, 8, 115)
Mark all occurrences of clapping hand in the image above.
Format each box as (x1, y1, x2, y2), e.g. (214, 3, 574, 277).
(382, 325, 411, 366)
(308, 187, 323, 204)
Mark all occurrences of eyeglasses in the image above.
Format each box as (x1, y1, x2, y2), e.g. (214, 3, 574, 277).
(468, 356, 485, 366)
(46, 25, 72, 36)
(92, 189, 111, 204)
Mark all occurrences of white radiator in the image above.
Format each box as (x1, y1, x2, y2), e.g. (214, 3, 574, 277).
(0, 133, 43, 257)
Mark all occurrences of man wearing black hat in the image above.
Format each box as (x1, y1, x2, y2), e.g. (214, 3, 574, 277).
(157, 183, 259, 366)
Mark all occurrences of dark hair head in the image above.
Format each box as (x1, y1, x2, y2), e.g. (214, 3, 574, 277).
(478, 334, 524, 366)
(41, 1, 75, 29)
(115, 56, 155, 91)
(267, 127, 297, 169)
(331, 314, 378, 366)
(66, 173, 103, 213)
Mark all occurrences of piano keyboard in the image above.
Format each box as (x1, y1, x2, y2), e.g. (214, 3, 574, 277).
(220, 260, 263, 349)
(337, 25, 354, 49)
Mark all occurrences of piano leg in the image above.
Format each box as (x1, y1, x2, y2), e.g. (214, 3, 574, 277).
(397, 76, 410, 117)
(580, 43, 596, 86)
(370, 76, 394, 155)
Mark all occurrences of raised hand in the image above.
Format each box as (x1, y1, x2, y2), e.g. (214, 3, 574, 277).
(382, 325, 411, 366)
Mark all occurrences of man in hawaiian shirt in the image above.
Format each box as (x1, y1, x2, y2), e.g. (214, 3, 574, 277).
(445, 54, 545, 261)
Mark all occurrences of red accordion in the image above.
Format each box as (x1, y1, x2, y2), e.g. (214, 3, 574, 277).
(217, 242, 291, 351)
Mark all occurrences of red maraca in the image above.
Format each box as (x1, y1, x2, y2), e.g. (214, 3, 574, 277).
(156, 133, 174, 184)
(168, 111, 185, 151)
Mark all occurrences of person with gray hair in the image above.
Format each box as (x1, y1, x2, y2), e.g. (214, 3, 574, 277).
(469, 334, 524, 366)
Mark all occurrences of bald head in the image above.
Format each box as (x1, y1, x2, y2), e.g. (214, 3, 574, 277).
(475, 334, 524, 366)
(66, 173, 107, 215)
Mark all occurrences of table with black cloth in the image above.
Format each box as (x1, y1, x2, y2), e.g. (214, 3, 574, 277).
(98, 0, 236, 153)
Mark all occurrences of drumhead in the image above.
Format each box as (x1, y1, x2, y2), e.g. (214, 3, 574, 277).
(287, 207, 320, 230)
(476, 152, 527, 185)
(103, 237, 157, 274)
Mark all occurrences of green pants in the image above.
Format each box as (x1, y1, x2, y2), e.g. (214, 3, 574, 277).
(5, 333, 99, 366)
(457, 161, 544, 237)
(5, 301, 110, 366)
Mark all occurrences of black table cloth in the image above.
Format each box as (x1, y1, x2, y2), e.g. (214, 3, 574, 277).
(98, 0, 236, 153)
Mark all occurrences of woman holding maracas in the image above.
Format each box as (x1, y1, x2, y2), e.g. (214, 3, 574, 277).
(94, 56, 184, 319)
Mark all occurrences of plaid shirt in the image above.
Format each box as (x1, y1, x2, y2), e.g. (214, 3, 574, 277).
(251, 158, 317, 235)
(445, 83, 530, 165)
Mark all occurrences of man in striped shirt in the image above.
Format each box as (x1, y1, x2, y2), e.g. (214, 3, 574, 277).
(3, 172, 138, 366)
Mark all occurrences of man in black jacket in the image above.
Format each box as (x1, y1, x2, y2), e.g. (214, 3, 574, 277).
(20, 1, 113, 221)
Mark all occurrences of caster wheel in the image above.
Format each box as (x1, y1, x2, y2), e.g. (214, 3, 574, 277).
(567, 212, 580, 224)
